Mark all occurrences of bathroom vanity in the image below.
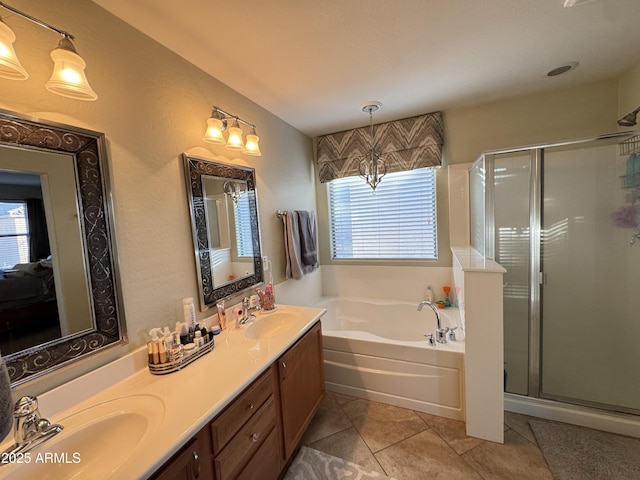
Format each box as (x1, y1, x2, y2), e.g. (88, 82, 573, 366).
(152, 320, 324, 480)
(0, 305, 325, 480)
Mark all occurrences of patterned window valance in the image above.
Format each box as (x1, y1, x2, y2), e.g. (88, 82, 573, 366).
(316, 111, 444, 183)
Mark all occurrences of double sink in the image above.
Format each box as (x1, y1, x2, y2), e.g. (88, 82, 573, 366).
(1, 306, 305, 479)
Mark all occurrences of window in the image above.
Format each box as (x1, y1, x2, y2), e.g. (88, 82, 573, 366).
(233, 192, 254, 257)
(328, 168, 438, 260)
(0, 201, 29, 268)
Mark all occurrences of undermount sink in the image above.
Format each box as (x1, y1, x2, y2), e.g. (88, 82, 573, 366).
(244, 310, 298, 339)
(3, 394, 165, 480)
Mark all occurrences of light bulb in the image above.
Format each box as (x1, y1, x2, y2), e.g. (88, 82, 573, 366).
(45, 37, 97, 101)
(0, 20, 28, 80)
(242, 127, 261, 156)
(225, 119, 244, 151)
(202, 117, 225, 144)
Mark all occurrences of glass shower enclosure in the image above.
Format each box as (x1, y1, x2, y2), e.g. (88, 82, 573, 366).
(471, 132, 640, 415)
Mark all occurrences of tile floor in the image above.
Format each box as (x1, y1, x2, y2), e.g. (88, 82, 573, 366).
(300, 391, 555, 480)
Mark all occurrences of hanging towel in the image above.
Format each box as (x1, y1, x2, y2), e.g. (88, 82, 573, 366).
(0, 353, 13, 442)
(284, 210, 318, 280)
(296, 210, 318, 270)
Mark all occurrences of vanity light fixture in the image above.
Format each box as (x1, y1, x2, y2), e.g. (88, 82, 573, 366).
(0, 1, 98, 100)
(202, 106, 262, 156)
(223, 180, 247, 204)
(358, 101, 386, 192)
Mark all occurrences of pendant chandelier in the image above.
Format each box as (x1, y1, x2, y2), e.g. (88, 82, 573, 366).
(357, 101, 386, 191)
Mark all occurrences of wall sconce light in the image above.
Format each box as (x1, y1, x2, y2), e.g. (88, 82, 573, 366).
(0, 2, 97, 101)
(202, 106, 261, 156)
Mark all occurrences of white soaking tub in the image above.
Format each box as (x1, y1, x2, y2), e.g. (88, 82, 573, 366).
(315, 296, 465, 420)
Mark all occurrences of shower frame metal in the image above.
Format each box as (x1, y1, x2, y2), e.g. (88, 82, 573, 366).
(473, 131, 636, 410)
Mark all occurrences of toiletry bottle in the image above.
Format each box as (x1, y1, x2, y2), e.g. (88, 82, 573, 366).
(443, 286, 451, 307)
(183, 297, 197, 329)
(194, 330, 204, 349)
(425, 286, 435, 303)
(148, 328, 163, 364)
(163, 327, 173, 362)
(262, 256, 275, 310)
(172, 331, 183, 361)
(179, 322, 190, 345)
(199, 323, 208, 345)
(216, 301, 227, 330)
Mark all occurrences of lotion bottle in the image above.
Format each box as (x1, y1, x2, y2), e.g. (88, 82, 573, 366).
(424, 286, 435, 303)
(148, 328, 163, 364)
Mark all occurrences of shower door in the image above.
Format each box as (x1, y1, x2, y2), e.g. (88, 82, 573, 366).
(491, 134, 640, 414)
(540, 143, 640, 413)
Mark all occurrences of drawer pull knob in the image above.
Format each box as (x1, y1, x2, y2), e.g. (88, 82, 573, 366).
(251, 432, 260, 442)
(248, 402, 254, 410)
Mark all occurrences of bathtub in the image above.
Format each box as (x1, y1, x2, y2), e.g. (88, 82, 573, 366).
(316, 296, 465, 420)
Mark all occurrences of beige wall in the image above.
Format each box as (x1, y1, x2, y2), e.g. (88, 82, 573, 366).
(316, 78, 621, 268)
(5, 0, 637, 396)
(4, 0, 314, 396)
(618, 62, 640, 122)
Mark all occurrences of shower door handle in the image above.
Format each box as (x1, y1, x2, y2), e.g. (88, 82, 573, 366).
(538, 271, 547, 285)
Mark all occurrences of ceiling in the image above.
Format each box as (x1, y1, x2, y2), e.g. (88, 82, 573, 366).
(94, 0, 640, 137)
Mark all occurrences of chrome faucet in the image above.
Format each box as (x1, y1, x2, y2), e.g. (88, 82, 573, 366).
(1, 396, 62, 458)
(240, 296, 258, 325)
(417, 300, 448, 344)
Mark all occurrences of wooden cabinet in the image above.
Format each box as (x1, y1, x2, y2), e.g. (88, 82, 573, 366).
(152, 320, 324, 480)
(279, 321, 325, 458)
(212, 364, 282, 480)
(151, 429, 213, 480)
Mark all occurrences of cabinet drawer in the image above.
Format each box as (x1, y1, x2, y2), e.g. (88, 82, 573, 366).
(236, 427, 282, 480)
(211, 366, 274, 451)
(214, 396, 277, 480)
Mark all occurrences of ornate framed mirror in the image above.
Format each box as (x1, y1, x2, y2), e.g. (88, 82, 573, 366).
(183, 154, 263, 310)
(0, 109, 126, 385)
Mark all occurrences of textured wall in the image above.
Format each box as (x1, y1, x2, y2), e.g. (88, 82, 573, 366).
(1, 0, 314, 396)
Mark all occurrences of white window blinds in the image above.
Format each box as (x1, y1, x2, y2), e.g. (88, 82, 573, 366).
(0, 201, 29, 268)
(328, 168, 438, 259)
(234, 193, 253, 257)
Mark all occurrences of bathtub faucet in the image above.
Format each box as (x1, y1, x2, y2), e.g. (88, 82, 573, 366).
(417, 300, 448, 344)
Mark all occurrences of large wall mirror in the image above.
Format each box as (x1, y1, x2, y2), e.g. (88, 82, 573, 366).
(0, 109, 126, 385)
(184, 154, 263, 310)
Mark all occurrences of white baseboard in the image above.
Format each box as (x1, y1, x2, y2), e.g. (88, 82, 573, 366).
(505, 393, 640, 439)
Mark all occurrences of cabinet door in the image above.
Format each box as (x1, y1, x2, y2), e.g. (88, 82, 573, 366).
(152, 430, 213, 480)
(278, 321, 325, 458)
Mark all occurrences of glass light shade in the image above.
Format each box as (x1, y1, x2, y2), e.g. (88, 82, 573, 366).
(202, 117, 225, 144)
(0, 21, 28, 80)
(225, 120, 244, 151)
(242, 128, 261, 156)
(45, 43, 97, 101)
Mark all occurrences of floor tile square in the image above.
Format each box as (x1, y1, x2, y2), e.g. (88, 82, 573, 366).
(307, 427, 386, 475)
(375, 429, 484, 480)
(415, 411, 485, 454)
(462, 428, 553, 480)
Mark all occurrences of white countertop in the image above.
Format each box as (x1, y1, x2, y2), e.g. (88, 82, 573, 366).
(0, 304, 325, 480)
